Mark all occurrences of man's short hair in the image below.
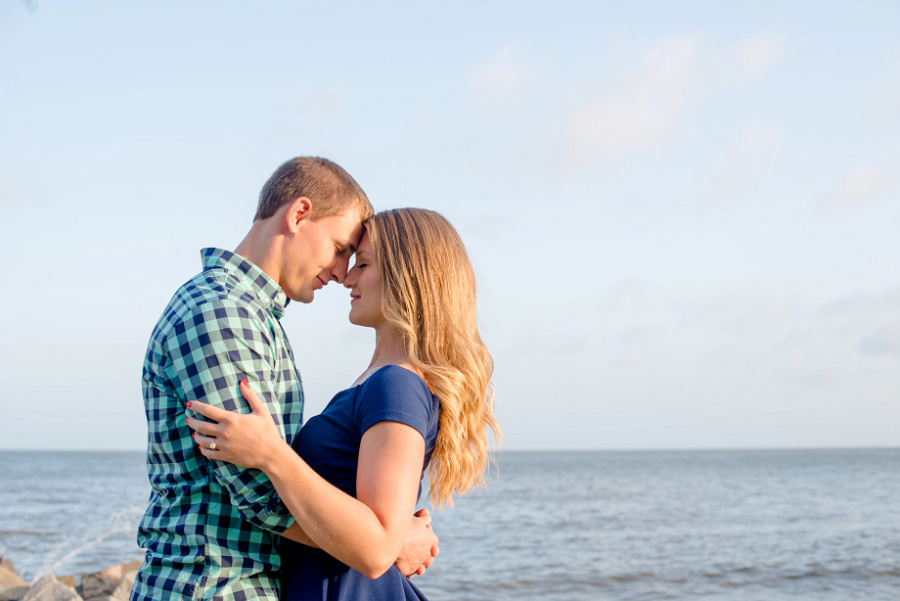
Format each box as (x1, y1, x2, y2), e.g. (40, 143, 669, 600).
(255, 156, 374, 222)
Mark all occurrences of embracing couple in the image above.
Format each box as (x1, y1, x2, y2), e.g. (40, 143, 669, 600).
(130, 157, 499, 601)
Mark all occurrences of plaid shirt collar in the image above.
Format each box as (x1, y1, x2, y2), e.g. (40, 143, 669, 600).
(200, 247, 290, 319)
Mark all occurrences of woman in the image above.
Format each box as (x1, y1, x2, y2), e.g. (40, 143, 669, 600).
(186, 208, 500, 600)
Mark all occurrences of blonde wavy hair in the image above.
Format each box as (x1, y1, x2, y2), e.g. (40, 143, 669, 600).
(366, 208, 500, 507)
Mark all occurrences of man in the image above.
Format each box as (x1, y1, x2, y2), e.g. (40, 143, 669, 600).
(131, 157, 437, 601)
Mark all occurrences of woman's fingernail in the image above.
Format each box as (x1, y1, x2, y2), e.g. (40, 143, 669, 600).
(187, 401, 192, 408)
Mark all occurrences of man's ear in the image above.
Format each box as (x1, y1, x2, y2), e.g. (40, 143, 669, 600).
(284, 197, 313, 233)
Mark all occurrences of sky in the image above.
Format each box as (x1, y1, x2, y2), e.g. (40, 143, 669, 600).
(1, 0, 898, 451)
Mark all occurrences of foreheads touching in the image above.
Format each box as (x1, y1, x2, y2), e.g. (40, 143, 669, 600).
(253, 156, 372, 303)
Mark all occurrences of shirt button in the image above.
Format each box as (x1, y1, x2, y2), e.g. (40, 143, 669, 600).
(259, 294, 269, 304)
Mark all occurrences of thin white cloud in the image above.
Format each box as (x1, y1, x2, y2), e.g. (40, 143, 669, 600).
(564, 35, 700, 162)
(706, 122, 783, 200)
(825, 165, 897, 209)
(561, 30, 788, 166)
(697, 291, 795, 333)
(736, 30, 788, 75)
(466, 43, 534, 106)
(859, 324, 900, 356)
(735, 123, 782, 154)
(612, 343, 656, 367)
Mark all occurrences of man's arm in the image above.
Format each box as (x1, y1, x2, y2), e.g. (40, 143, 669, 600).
(166, 300, 295, 533)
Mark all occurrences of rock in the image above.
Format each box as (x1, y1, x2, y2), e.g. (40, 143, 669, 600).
(108, 566, 138, 601)
(52, 580, 75, 592)
(83, 573, 136, 601)
(20, 575, 81, 601)
(79, 562, 140, 601)
(0, 559, 25, 601)
(0, 586, 30, 601)
(0, 565, 28, 589)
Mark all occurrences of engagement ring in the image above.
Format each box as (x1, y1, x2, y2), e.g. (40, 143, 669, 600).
(210, 441, 217, 450)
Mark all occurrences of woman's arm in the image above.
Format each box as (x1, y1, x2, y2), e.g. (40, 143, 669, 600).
(277, 503, 437, 577)
(265, 420, 426, 578)
(187, 381, 430, 579)
(278, 506, 436, 576)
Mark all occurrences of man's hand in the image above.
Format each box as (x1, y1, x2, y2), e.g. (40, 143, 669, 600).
(395, 508, 440, 578)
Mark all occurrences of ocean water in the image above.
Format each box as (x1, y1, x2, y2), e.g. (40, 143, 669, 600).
(0, 449, 898, 600)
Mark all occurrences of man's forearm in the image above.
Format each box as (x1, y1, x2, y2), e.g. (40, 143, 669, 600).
(279, 522, 319, 548)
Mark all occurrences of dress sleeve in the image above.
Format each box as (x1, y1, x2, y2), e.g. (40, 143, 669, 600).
(354, 367, 436, 441)
(164, 300, 295, 533)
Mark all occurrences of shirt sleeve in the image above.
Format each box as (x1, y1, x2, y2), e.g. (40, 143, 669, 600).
(355, 366, 436, 441)
(164, 300, 295, 534)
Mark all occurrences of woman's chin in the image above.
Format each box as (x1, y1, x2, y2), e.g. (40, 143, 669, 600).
(348, 306, 384, 328)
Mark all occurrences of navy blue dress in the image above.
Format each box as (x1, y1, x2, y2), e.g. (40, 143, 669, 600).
(280, 365, 440, 601)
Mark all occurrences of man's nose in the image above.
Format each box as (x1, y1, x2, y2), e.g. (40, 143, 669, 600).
(332, 257, 350, 284)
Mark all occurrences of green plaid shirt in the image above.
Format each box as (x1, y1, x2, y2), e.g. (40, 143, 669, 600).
(132, 248, 304, 601)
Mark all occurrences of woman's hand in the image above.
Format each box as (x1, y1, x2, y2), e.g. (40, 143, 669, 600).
(186, 380, 286, 470)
